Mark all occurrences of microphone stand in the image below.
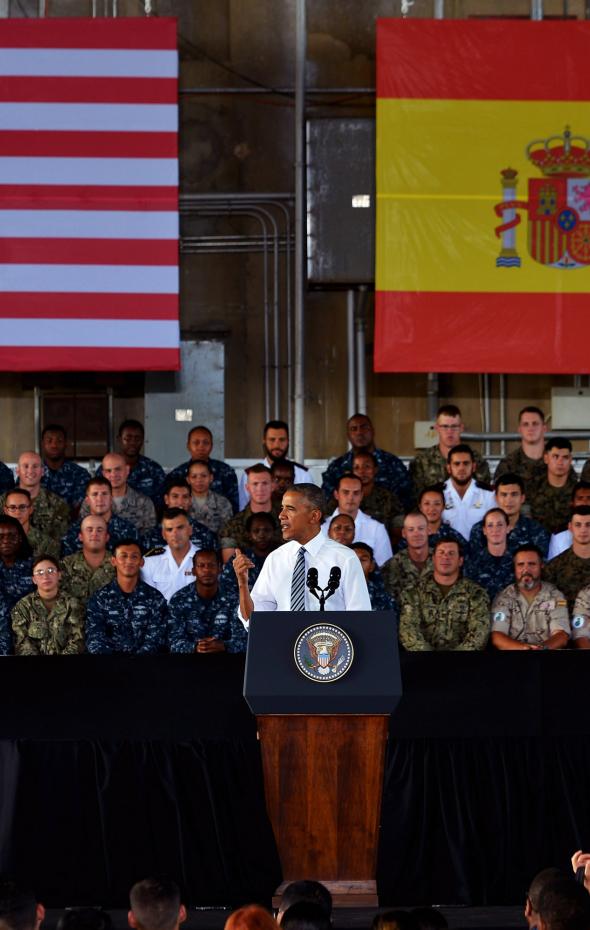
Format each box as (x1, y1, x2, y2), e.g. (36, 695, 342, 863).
(307, 583, 339, 612)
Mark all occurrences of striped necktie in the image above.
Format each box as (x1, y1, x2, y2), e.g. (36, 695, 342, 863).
(290, 546, 307, 611)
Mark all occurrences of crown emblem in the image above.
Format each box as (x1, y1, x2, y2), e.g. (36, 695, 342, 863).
(526, 127, 590, 177)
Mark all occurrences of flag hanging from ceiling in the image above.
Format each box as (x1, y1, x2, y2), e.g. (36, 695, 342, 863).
(0, 17, 179, 371)
(375, 19, 590, 374)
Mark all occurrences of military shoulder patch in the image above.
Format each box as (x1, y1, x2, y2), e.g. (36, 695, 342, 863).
(573, 616, 586, 629)
(493, 611, 506, 622)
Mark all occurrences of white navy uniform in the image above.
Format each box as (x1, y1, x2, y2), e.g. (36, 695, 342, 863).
(443, 479, 495, 541)
(141, 543, 197, 602)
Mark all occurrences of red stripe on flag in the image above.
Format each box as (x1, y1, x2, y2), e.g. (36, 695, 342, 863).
(0, 131, 177, 158)
(0, 76, 177, 104)
(377, 19, 590, 101)
(0, 292, 178, 319)
(0, 345, 181, 372)
(0, 18, 177, 49)
(375, 291, 590, 374)
(0, 185, 178, 210)
(0, 238, 178, 266)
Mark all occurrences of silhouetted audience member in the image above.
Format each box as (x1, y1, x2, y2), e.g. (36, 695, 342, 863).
(277, 881, 332, 925)
(536, 875, 590, 930)
(57, 909, 112, 930)
(411, 908, 448, 930)
(128, 877, 186, 930)
(372, 911, 420, 930)
(525, 869, 567, 929)
(224, 905, 277, 930)
(0, 877, 45, 930)
(280, 904, 330, 930)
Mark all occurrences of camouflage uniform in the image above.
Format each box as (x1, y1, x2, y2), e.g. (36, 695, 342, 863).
(494, 447, 546, 490)
(62, 514, 139, 557)
(0, 462, 15, 494)
(168, 584, 247, 653)
(189, 490, 234, 534)
(219, 549, 266, 594)
(469, 514, 550, 558)
(581, 460, 590, 484)
(410, 445, 491, 497)
(141, 517, 217, 554)
(85, 579, 168, 654)
(322, 448, 414, 511)
(526, 473, 578, 535)
(571, 585, 590, 644)
(382, 549, 433, 602)
(0, 558, 34, 610)
(399, 575, 490, 651)
(11, 590, 85, 655)
(41, 460, 90, 507)
(80, 485, 156, 536)
(111, 454, 165, 502)
(168, 457, 239, 513)
(219, 504, 282, 551)
(491, 581, 570, 645)
(544, 547, 590, 611)
(0, 590, 12, 654)
(27, 526, 60, 560)
(0, 487, 70, 540)
(396, 523, 467, 554)
(60, 551, 116, 605)
(464, 547, 514, 600)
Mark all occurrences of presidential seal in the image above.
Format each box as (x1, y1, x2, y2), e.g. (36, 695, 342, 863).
(293, 623, 354, 683)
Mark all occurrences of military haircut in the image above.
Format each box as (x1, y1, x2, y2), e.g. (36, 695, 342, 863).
(0, 877, 38, 930)
(32, 554, 60, 572)
(161, 508, 189, 524)
(404, 509, 427, 524)
(278, 880, 332, 919)
(280, 902, 331, 930)
(245, 511, 276, 533)
(86, 476, 112, 494)
(112, 538, 143, 557)
(572, 480, 590, 501)
(527, 868, 565, 913)
(495, 472, 525, 493)
(545, 436, 572, 454)
(347, 411, 373, 426)
(334, 472, 362, 491)
(118, 419, 144, 436)
(350, 541, 374, 560)
(129, 878, 181, 930)
(245, 463, 271, 477)
(329, 512, 355, 529)
(187, 425, 212, 441)
(537, 876, 590, 930)
(270, 459, 295, 478)
(418, 484, 445, 504)
(192, 547, 220, 565)
(518, 405, 545, 422)
(447, 443, 475, 464)
(436, 404, 461, 419)
(41, 423, 66, 439)
(433, 537, 463, 558)
(483, 507, 509, 525)
(290, 483, 326, 515)
(264, 419, 289, 435)
(570, 505, 590, 519)
(512, 544, 544, 563)
(162, 477, 191, 496)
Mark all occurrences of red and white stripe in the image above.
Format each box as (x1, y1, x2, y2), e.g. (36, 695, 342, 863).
(0, 17, 179, 371)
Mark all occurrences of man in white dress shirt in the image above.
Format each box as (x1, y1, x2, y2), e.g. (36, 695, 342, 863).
(443, 444, 495, 541)
(234, 483, 371, 625)
(141, 508, 197, 602)
(324, 474, 392, 567)
(238, 419, 312, 509)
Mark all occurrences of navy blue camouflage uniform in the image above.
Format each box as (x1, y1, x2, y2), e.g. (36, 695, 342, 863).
(0, 462, 15, 494)
(0, 558, 34, 610)
(168, 458, 239, 513)
(367, 574, 398, 615)
(86, 579, 168, 654)
(219, 549, 265, 594)
(168, 584, 247, 653)
(322, 448, 414, 511)
(97, 454, 166, 502)
(41, 460, 89, 507)
(141, 517, 217, 554)
(62, 514, 139, 556)
(0, 589, 12, 654)
(469, 514, 550, 558)
(464, 547, 515, 601)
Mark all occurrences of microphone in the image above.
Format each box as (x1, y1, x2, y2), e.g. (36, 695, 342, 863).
(326, 566, 341, 593)
(306, 567, 319, 592)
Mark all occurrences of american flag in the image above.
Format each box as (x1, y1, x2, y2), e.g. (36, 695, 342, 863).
(0, 17, 179, 371)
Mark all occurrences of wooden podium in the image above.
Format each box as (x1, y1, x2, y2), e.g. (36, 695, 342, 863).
(244, 611, 402, 907)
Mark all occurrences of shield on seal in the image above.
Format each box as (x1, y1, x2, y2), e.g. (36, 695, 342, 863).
(528, 177, 590, 267)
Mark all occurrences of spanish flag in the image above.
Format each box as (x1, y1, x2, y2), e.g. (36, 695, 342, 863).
(375, 19, 590, 374)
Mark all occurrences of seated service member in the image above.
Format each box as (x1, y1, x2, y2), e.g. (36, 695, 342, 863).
(442, 444, 495, 541)
(410, 404, 491, 496)
(168, 425, 239, 513)
(238, 419, 311, 510)
(186, 459, 233, 533)
(11, 555, 85, 655)
(382, 510, 433, 602)
(88, 453, 156, 535)
(62, 477, 139, 556)
(325, 473, 393, 567)
(527, 437, 578, 534)
(399, 538, 489, 652)
(4, 451, 69, 539)
(86, 539, 167, 654)
(140, 478, 217, 553)
(220, 463, 281, 562)
(491, 546, 569, 651)
(0, 515, 34, 609)
(544, 505, 590, 611)
(413, 484, 466, 550)
(327, 512, 355, 547)
(168, 548, 246, 654)
(0, 589, 11, 655)
(60, 515, 115, 605)
(271, 459, 296, 507)
(40, 423, 89, 508)
(547, 481, 590, 559)
(5, 488, 59, 559)
(116, 418, 166, 501)
(464, 507, 515, 601)
(469, 472, 549, 556)
(141, 508, 198, 602)
(234, 483, 371, 624)
(220, 511, 278, 594)
(494, 406, 548, 490)
(351, 542, 397, 613)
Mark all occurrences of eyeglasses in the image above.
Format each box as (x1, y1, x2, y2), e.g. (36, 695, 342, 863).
(33, 567, 59, 577)
(5, 504, 30, 512)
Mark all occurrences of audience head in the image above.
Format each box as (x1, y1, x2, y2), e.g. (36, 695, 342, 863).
(280, 903, 330, 930)
(432, 538, 463, 582)
(271, 460, 295, 499)
(118, 420, 145, 459)
(328, 512, 355, 547)
(187, 460, 214, 497)
(163, 480, 191, 511)
(57, 909, 111, 930)
(16, 452, 43, 490)
(0, 516, 32, 563)
(352, 451, 378, 488)
(192, 548, 220, 591)
(224, 906, 276, 930)
(79, 515, 110, 553)
(161, 509, 192, 553)
(446, 445, 476, 487)
(544, 438, 573, 479)
(482, 507, 509, 548)
(537, 875, 590, 930)
(4, 490, 33, 528)
(263, 420, 291, 462)
(187, 426, 213, 462)
(513, 545, 543, 593)
(0, 877, 43, 930)
(245, 512, 276, 554)
(31, 555, 62, 601)
(418, 485, 446, 527)
(434, 405, 463, 452)
(101, 453, 130, 492)
(128, 877, 185, 930)
(571, 482, 590, 506)
(351, 541, 375, 578)
(346, 414, 375, 452)
(372, 911, 420, 930)
(85, 478, 113, 517)
(402, 510, 428, 550)
(111, 539, 144, 579)
(525, 868, 565, 928)
(245, 464, 273, 506)
(333, 474, 363, 517)
(277, 880, 332, 925)
(518, 406, 547, 444)
(41, 424, 68, 463)
(494, 473, 526, 519)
